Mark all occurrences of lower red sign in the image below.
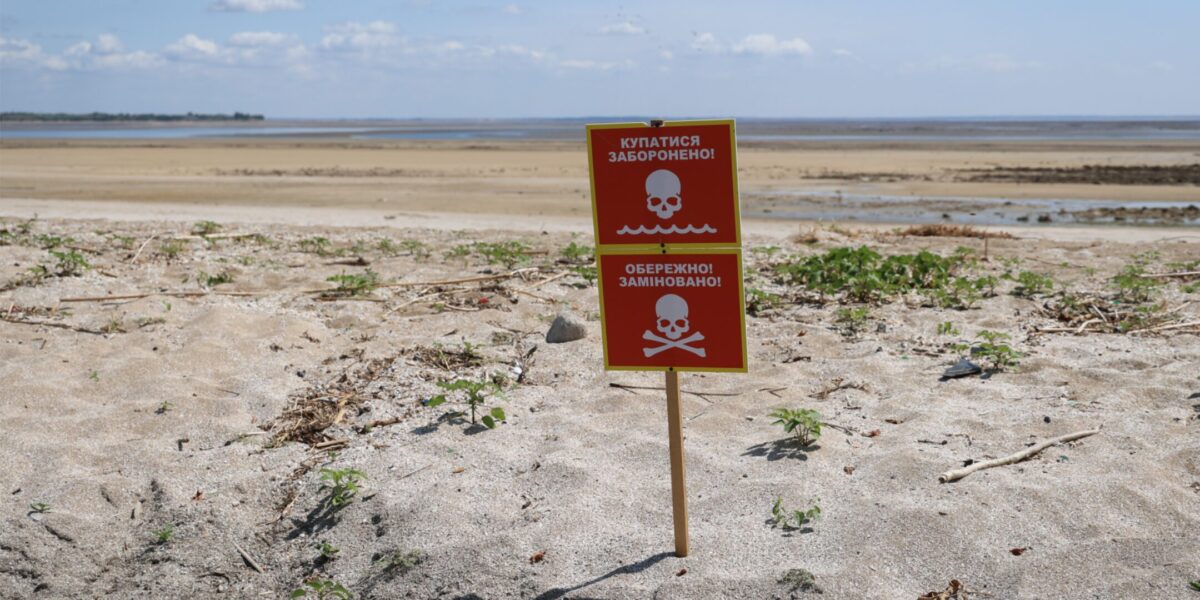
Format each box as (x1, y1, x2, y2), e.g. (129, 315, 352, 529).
(597, 251, 746, 372)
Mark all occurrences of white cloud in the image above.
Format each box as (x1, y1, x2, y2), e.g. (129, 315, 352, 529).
(502, 4, 522, 15)
(5, 34, 161, 71)
(210, 0, 303, 13)
(557, 58, 634, 71)
(320, 21, 400, 50)
(691, 32, 722, 53)
(229, 31, 291, 47)
(96, 33, 124, 53)
(832, 48, 853, 57)
(732, 34, 812, 56)
(441, 41, 465, 51)
(167, 34, 220, 57)
(599, 22, 644, 35)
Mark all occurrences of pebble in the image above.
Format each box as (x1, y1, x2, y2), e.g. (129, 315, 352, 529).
(545, 313, 587, 343)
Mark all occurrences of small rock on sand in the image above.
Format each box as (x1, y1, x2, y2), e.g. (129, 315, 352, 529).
(545, 313, 587, 343)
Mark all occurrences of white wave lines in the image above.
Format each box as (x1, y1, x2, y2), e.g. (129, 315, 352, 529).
(616, 224, 718, 236)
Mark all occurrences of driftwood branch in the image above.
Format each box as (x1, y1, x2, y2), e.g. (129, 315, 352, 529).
(231, 540, 265, 574)
(938, 427, 1101, 483)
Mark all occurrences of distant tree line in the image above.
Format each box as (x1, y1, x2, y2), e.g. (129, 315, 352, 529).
(0, 112, 265, 122)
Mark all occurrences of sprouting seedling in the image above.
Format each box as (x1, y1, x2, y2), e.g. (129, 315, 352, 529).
(428, 378, 506, 429)
(769, 408, 822, 447)
(191, 220, 221, 236)
(326, 270, 379, 297)
(937, 321, 959, 336)
(29, 502, 51, 514)
(154, 524, 174, 544)
(88, 370, 99, 382)
(560, 241, 593, 264)
(198, 270, 235, 288)
(771, 496, 821, 531)
(316, 541, 340, 560)
(1010, 270, 1054, 297)
(49, 249, 89, 276)
(834, 306, 870, 336)
(155, 401, 173, 414)
(974, 330, 1022, 371)
(319, 468, 366, 507)
(290, 578, 351, 599)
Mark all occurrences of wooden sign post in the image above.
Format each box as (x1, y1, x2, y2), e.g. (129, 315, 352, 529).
(586, 119, 746, 557)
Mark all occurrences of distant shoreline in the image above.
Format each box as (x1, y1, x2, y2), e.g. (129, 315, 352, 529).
(0, 111, 264, 123)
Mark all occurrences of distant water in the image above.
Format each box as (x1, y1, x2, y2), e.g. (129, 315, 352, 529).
(3, 118, 1199, 141)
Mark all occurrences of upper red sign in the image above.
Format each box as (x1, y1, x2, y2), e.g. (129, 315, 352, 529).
(587, 120, 740, 248)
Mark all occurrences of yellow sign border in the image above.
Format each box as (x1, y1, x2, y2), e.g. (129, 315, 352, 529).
(595, 246, 748, 373)
(585, 119, 742, 252)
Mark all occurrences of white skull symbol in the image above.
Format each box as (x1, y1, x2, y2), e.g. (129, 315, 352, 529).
(655, 294, 690, 340)
(645, 169, 682, 220)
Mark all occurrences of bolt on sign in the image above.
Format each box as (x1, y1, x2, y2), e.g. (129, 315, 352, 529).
(586, 119, 747, 558)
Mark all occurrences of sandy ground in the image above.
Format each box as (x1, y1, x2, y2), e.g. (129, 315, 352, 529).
(1, 139, 1199, 599)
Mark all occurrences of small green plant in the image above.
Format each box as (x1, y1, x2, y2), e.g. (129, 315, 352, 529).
(771, 496, 821, 530)
(88, 370, 99, 382)
(937, 321, 959, 336)
(429, 378, 506, 428)
(158, 239, 186, 260)
(1189, 580, 1200, 592)
(1011, 270, 1054, 297)
(444, 244, 471, 261)
(298, 236, 341, 257)
(48, 249, 90, 276)
(560, 241, 593, 263)
(746, 287, 782, 316)
(153, 524, 174, 544)
(109, 235, 137, 250)
(473, 241, 532, 269)
(769, 408, 822, 447)
(326, 270, 379, 297)
(973, 330, 1022, 371)
(155, 401, 173, 414)
(316, 541, 340, 560)
(35, 234, 74, 249)
(751, 245, 782, 258)
(319, 468, 367, 507)
(834, 306, 870, 336)
(290, 578, 352, 599)
(570, 265, 597, 287)
(1112, 263, 1159, 303)
(191, 220, 221, 236)
(29, 502, 51, 514)
(373, 549, 425, 575)
(198, 269, 235, 288)
(779, 568, 821, 593)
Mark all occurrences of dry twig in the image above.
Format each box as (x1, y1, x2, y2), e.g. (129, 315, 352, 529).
(938, 427, 1101, 483)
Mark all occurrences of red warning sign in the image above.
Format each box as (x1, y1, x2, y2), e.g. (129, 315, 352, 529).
(597, 250, 746, 372)
(587, 120, 740, 248)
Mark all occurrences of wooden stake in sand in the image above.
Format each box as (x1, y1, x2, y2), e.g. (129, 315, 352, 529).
(938, 427, 1101, 483)
(664, 370, 689, 557)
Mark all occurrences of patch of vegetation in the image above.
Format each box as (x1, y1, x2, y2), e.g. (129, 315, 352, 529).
(746, 287, 782, 316)
(1112, 263, 1160, 303)
(968, 330, 1022, 372)
(560, 241, 593, 264)
(773, 246, 969, 304)
(34, 234, 74, 249)
(29, 502, 51, 514)
(326, 270, 379, 297)
(198, 269, 235, 288)
(373, 549, 425, 575)
(319, 468, 367, 507)
(191, 220, 221, 236)
(108, 234, 137, 250)
(298, 237, 342, 257)
(444, 244, 471, 261)
(409, 342, 484, 370)
(1009, 270, 1054, 298)
(291, 578, 352, 599)
(153, 524, 174, 544)
(428, 378, 506, 429)
(769, 408, 822, 447)
(937, 321, 960, 336)
(570, 265, 597, 287)
(30, 249, 91, 279)
(473, 241, 533, 269)
(771, 496, 821, 531)
(317, 541, 340, 560)
(897, 224, 1013, 239)
(158, 239, 186, 260)
(779, 568, 821, 594)
(834, 306, 871, 336)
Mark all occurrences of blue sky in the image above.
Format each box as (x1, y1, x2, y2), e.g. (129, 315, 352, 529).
(1, 1, 1197, 118)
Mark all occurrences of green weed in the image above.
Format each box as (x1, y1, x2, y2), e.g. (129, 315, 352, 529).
(191, 220, 221, 236)
(560, 241, 593, 263)
(153, 524, 174, 544)
(291, 579, 351, 599)
(29, 502, 51, 514)
(198, 269, 235, 288)
(319, 468, 366, 507)
(158, 239, 186, 260)
(473, 241, 532, 269)
(973, 330, 1022, 371)
(769, 408, 822, 447)
(771, 496, 821, 530)
(429, 378, 506, 428)
(834, 306, 871, 336)
(49, 249, 90, 276)
(937, 321, 960, 336)
(746, 287, 782, 316)
(774, 246, 962, 304)
(326, 270, 379, 297)
(1010, 270, 1054, 297)
(317, 541, 340, 560)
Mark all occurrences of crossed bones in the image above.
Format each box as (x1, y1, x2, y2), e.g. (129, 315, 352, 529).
(642, 330, 707, 358)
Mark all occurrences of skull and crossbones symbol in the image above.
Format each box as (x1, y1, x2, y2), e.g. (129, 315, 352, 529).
(642, 294, 706, 357)
(645, 169, 682, 220)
